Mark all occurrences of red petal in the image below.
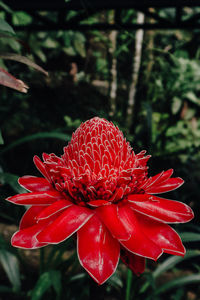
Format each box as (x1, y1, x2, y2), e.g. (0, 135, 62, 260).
(135, 212, 185, 256)
(145, 177, 184, 194)
(77, 215, 120, 285)
(36, 199, 73, 220)
(96, 204, 131, 240)
(128, 194, 194, 223)
(87, 200, 110, 207)
(118, 205, 162, 260)
(121, 248, 145, 276)
(37, 205, 94, 243)
(145, 169, 173, 189)
(12, 224, 48, 249)
(33, 155, 51, 182)
(18, 176, 53, 192)
(6, 191, 62, 205)
(20, 206, 46, 229)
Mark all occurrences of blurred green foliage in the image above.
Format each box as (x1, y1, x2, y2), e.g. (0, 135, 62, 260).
(0, 6, 200, 300)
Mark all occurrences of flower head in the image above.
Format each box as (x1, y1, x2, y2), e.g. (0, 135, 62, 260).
(7, 117, 194, 284)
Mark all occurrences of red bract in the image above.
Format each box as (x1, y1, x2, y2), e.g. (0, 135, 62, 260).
(7, 117, 194, 284)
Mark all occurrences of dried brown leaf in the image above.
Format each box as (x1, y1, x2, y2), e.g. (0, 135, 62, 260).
(0, 53, 48, 76)
(0, 67, 29, 93)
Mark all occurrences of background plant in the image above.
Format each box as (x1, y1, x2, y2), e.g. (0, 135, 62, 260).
(0, 5, 200, 300)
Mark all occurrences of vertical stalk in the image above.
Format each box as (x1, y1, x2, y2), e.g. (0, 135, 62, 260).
(125, 269, 133, 300)
(126, 12, 144, 130)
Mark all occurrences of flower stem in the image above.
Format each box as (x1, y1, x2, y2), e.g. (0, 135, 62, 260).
(125, 269, 133, 300)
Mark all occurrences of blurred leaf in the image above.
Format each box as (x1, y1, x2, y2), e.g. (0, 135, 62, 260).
(0, 250, 21, 291)
(43, 37, 59, 49)
(0, 53, 48, 76)
(0, 18, 15, 34)
(50, 270, 62, 297)
(0, 1, 13, 13)
(0, 132, 71, 155)
(0, 67, 28, 92)
(107, 272, 123, 290)
(0, 285, 15, 293)
(0, 172, 26, 193)
(185, 91, 200, 106)
(73, 32, 86, 57)
(152, 274, 200, 296)
(31, 270, 61, 300)
(180, 232, 200, 242)
(172, 97, 182, 114)
(31, 272, 52, 300)
(153, 250, 200, 279)
(0, 130, 4, 144)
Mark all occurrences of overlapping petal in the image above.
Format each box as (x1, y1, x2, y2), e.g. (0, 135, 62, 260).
(96, 204, 132, 240)
(121, 248, 145, 276)
(12, 206, 48, 249)
(118, 205, 163, 260)
(128, 194, 194, 223)
(6, 191, 62, 205)
(12, 224, 48, 249)
(36, 199, 72, 220)
(77, 215, 120, 285)
(144, 169, 184, 194)
(37, 205, 94, 243)
(33, 155, 51, 182)
(135, 212, 185, 256)
(19, 176, 53, 192)
(19, 206, 46, 229)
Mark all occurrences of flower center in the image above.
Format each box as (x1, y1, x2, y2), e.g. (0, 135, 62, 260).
(43, 118, 149, 205)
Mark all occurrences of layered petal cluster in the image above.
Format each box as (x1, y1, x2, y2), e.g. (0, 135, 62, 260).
(7, 117, 194, 284)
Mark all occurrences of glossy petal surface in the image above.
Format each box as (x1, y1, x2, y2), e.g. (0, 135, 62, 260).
(119, 205, 162, 260)
(19, 176, 53, 192)
(33, 155, 51, 182)
(128, 194, 194, 223)
(77, 215, 120, 285)
(6, 191, 62, 205)
(37, 205, 94, 243)
(19, 206, 46, 229)
(135, 212, 185, 256)
(97, 204, 131, 240)
(12, 223, 48, 249)
(121, 249, 145, 276)
(36, 199, 72, 220)
(145, 177, 184, 194)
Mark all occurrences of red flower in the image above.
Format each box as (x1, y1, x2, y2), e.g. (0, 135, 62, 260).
(7, 117, 194, 284)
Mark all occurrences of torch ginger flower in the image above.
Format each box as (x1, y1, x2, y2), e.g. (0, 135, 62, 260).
(7, 117, 194, 284)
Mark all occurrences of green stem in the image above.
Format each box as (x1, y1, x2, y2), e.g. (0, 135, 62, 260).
(125, 269, 133, 300)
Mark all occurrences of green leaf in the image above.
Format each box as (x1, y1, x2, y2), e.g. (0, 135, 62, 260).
(73, 32, 86, 57)
(31, 272, 52, 300)
(0, 130, 4, 144)
(153, 274, 200, 296)
(0, 250, 21, 291)
(0, 132, 71, 155)
(0, 172, 26, 193)
(180, 232, 200, 242)
(0, 18, 15, 34)
(50, 270, 62, 297)
(171, 97, 182, 114)
(153, 250, 200, 279)
(184, 91, 200, 106)
(0, 1, 13, 14)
